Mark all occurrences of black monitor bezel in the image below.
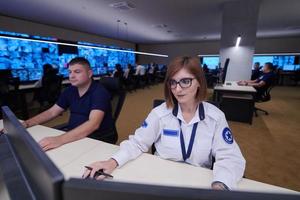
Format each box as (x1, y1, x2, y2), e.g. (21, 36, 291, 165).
(2, 106, 64, 200)
(221, 58, 230, 84)
(63, 178, 299, 200)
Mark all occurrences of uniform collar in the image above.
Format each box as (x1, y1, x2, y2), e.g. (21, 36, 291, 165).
(172, 102, 205, 124)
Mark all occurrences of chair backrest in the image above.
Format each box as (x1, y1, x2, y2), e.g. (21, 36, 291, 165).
(256, 76, 276, 102)
(153, 99, 165, 108)
(98, 77, 126, 122)
(48, 75, 63, 103)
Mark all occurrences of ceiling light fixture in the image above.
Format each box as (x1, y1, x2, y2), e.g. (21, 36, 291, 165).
(0, 35, 168, 57)
(235, 35, 241, 47)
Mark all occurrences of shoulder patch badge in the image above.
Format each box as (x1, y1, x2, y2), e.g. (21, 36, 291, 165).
(222, 127, 234, 144)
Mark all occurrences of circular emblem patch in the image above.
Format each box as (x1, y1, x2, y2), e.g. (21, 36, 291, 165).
(222, 127, 233, 144)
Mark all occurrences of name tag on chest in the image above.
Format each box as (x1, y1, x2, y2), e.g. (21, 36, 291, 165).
(163, 129, 179, 137)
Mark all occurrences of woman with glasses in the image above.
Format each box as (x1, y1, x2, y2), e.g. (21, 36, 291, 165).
(83, 56, 245, 190)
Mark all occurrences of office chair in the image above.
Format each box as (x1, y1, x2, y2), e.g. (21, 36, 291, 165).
(99, 77, 127, 122)
(37, 74, 63, 111)
(254, 82, 275, 117)
(98, 77, 127, 143)
(291, 69, 300, 86)
(0, 78, 25, 119)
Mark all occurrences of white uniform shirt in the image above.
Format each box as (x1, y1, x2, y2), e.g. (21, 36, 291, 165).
(112, 102, 246, 189)
(135, 65, 146, 76)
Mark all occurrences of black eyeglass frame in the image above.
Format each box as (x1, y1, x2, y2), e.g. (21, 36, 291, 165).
(168, 78, 195, 89)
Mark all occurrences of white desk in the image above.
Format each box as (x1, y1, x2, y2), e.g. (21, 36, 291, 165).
(0, 121, 298, 194)
(214, 81, 256, 92)
(213, 81, 256, 101)
(213, 81, 257, 124)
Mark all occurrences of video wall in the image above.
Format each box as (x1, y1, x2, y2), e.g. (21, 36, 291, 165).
(201, 55, 300, 71)
(0, 30, 135, 82)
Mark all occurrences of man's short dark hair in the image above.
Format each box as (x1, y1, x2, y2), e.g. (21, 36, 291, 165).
(265, 62, 273, 71)
(68, 57, 91, 68)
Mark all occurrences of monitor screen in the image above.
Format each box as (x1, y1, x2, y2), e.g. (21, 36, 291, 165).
(201, 55, 300, 71)
(202, 56, 219, 70)
(253, 55, 298, 71)
(0, 30, 136, 82)
(2, 106, 64, 200)
(63, 178, 299, 200)
(252, 56, 274, 68)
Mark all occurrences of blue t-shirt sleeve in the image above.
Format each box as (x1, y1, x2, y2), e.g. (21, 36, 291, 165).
(90, 86, 111, 113)
(56, 87, 71, 109)
(261, 73, 273, 85)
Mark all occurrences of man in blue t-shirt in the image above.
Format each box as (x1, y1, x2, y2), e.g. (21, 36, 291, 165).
(238, 62, 275, 100)
(23, 57, 115, 151)
(238, 62, 274, 87)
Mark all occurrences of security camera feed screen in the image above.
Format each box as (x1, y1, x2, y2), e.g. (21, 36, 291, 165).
(253, 55, 299, 70)
(201, 55, 300, 71)
(202, 56, 219, 69)
(0, 30, 135, 82)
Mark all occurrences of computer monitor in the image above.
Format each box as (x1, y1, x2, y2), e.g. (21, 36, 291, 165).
(63, 178, 299, 200)
(1, 106, 64, 200)
(221, 58, 230, 84)
(202, 56, 220, 70)
(282, 65, 296, 71)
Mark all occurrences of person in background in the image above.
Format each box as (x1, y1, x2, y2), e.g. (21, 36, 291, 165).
(238, 62, 275, 100)
(148, 62, 156, 83)
(83, 56, 246, 190)
(23, 57, 116, 151)
(123, 63, 133, 80)
(134, 62, 147, 88)
(112, 63, 124, 84)
(103, 63, 111, 76)
(135, 62, 146, 76)
(251, 62, 261, 80)
(34, 63, 53, 88)
(202, 64, 209, 74)
(238, 62, 274, 88)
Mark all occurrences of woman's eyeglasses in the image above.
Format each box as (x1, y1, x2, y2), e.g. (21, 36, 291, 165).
(169, 78, 195, 89)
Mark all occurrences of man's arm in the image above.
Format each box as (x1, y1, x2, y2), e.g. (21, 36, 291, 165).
(237, 79, 260, 86)
(247, 80, 266, 88)
(23, 104, 64, 128)
(39, 109, 105, 151)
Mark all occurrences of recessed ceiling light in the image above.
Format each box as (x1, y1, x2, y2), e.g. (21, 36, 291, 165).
(109, 1, 135, 11)
(152, 24, 168, 29)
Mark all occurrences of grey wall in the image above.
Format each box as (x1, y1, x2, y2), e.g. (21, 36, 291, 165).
(138, 36, 300, 65)
(0, 15, 135, 49)
(137, 40, 220, 64)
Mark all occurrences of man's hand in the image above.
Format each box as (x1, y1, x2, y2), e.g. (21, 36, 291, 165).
(237, 80, 246, 86)
(21, 121, 29, 128)
(38, 136, 64, 151)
